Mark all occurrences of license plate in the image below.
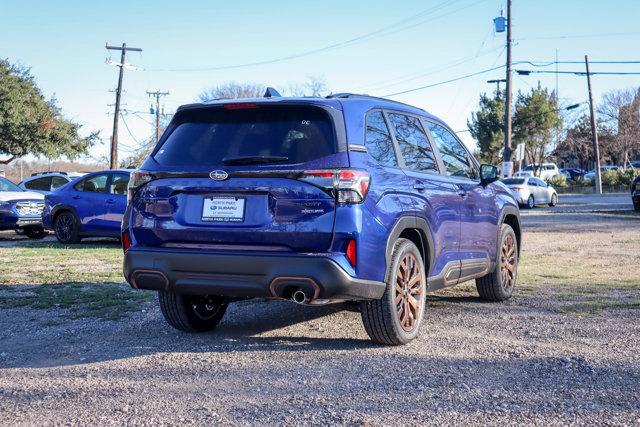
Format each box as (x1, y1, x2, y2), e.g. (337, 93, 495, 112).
(202, 197, 245, 222)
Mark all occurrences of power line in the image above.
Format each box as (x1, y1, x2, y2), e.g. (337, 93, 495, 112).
(119, 113, 141, 146)
(145, 0, 489, 72)
(353, 44, 505, 92)
(381, 61, 640, 98)
(516, 31, 640, 41)
(383, 64, 506, 97)
(517, 70, 640, 76)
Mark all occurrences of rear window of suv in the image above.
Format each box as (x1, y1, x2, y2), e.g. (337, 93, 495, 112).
(153, 105, 337, 166)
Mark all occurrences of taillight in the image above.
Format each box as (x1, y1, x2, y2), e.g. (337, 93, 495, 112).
(121, 229, 132, 252)
(511, 186, 525, 190)
(346, 239, 357, 267)
(127, 170, 156, 204)
(298, 169, 370, 204)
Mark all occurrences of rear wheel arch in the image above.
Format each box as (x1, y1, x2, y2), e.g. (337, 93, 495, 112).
(500, 209, 521, 258)
(386, 217, 434, 278)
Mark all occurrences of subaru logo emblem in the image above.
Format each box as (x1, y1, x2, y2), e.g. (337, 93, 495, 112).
(209, 170, 228, 181)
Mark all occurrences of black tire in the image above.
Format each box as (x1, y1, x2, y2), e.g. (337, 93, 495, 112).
(24, 226, 46, 239)
(159, 291, 228, 332)
(360, 238, 427, 346)
(634, 199, 640, 212)
(476, 224, 518, 302)
(549, 193, 558, 207)
(54, 211, 80, 244)
(527, 195, 535, 209)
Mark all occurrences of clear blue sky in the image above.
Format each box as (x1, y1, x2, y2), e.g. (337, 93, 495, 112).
(2, 0, 639, 162)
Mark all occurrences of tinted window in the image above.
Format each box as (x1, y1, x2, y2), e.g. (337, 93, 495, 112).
(427, 122, 478, 179)
(388, 113, 438, 173)
(0, 177, 22, 192)
(502, 178, 525, 185)
(154, 106, 336, 167)
(25, 177, 51, 191)
(110, 173, 130, 195)
(364, 111, 398, 167)
(75, 174, 108, 193)
(51, 176, 68, 189)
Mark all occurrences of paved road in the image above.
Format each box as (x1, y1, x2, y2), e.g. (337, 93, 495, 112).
(525, 192, 634, 213)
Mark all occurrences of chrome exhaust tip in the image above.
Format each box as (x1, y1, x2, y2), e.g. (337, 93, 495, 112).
(291, 289, 310, 305)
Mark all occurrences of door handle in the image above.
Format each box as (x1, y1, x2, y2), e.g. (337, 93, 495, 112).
(413, 182, 426, 192)
(72, 195, 81, 200)
(106, 199, 116, 204)
(457, 188, 468, 198)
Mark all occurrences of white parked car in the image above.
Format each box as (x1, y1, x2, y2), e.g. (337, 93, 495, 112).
(513, 163, 561, 181)
(18, 171, 86, 195)
(583, 165, 620, 181)
(502, 176, 558, 209)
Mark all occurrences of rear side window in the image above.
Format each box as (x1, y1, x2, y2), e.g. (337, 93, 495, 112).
(25, 177, 51, 191)
(153, 106, 336, 167)
(51, 176, 68, 189)
(364, 111, 398, 167)
(75, 174, 108, 193)
(388, 113, 438, 173)
(502, 178, 525, 185)
(110, 173, 130, 195)
(427, 122, 479, 180)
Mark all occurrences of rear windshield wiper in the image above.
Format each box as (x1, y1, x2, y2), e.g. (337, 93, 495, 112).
(222, 155, 289, 165)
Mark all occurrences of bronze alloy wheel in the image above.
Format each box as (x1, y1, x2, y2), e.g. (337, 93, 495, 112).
(394, 253, 424, 332)
(500, 234, 517, 290)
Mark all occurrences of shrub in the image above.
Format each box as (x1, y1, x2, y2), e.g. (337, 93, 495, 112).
(546, 174, 568, 188)
(601, 169, 620, 186)
(618, 168, 639, 186)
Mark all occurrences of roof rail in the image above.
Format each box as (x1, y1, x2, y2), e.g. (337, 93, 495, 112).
(325, 93, 425, 111)
(30, 171, 68, 177)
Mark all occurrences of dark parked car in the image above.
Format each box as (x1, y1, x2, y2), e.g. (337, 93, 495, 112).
(122, 93, 521, 345)
(0, 177, 46, 238)
(43, 170, 131, 243)
(632, 174, 640, 212)
(560, 168, 586, 181)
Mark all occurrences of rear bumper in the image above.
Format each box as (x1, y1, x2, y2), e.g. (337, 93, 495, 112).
(123, 247, 386, 301)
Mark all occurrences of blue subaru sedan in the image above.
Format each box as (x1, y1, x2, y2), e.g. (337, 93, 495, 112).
(43, 169, 131, 243)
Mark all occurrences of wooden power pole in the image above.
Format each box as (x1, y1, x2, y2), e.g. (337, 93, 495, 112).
(106, 43, 142, 169)
(147, 90, 170, 143)
(584, 55, 603, 195)
(502, 0, 513, 176)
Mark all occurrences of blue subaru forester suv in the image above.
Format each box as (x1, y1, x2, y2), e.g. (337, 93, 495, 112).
(123, 92, 521, 345)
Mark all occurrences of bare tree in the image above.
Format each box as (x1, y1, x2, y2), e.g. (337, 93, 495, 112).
(285, 75, 328, 97)
(598, 87, 640, 168)
(198, 82, 265, 102)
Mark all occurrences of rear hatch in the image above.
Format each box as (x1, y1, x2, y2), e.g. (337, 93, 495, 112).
(130, 102, 348, 252)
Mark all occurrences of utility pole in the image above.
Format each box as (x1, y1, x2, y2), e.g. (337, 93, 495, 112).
(584, 55, 603, 195)
(503, 0, 513, 176)
(106, 43, 142, 169)
(147, 90, 170, 143)
(487, 78, 506, 93)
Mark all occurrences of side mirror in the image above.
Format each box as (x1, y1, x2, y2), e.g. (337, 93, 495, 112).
(480, 164, 499, 186)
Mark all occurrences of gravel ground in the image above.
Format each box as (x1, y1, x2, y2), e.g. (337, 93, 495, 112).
(1, 211, 639, 425)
